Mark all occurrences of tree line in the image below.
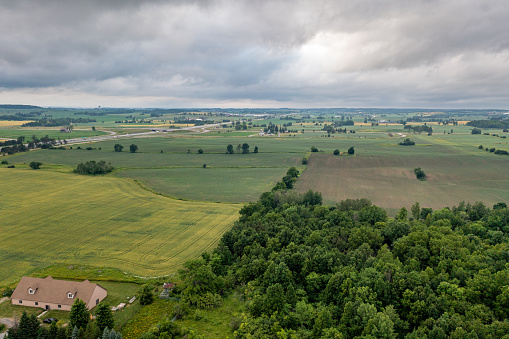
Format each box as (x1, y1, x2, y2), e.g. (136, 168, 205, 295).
(226, 143, 258, 154)
(22, 118, 96, 127)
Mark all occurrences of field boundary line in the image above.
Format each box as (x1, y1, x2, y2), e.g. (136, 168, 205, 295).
(131, 179, 244, 206)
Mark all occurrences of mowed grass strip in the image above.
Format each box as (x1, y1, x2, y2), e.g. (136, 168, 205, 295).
(0, 169, 240, 286)
(294, 153, 509, 211)
(117, 167, 288, 203)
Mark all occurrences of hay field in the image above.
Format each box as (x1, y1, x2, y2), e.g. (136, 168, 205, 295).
(0, 169, 240, 286)
(0, 121, 34, 127)
(294, 152, 509, 211)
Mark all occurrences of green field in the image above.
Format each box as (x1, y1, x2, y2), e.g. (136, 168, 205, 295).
(117, 167, 287, 203)
(0, 128, 107, 140)
(10, 147, 302, 169)
(2, 109, 509, 291)
(0, 169, 240, 286)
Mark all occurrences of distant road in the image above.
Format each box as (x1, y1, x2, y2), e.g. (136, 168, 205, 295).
(61, 122, 230, 145)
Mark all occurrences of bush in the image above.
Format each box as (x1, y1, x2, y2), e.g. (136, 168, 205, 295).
(399, 138, 415, 146)
(333, 149, 340, 155)
(198, 149, 203, 154)
(414, 167, 426, 180)
(348, 146, 355, 155)
(471, 128, 482, 134)
(7, 165, 15, 168)
(311, 146, 318, 152)
(29, 161, 42, 169)
(479, 145, 483, 149)
(1, 160, 8, 164)
(302, 158, 308, 165)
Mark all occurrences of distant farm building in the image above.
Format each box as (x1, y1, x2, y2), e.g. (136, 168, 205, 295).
(11, 276, 107, 311)
(159, 282, 176, 299)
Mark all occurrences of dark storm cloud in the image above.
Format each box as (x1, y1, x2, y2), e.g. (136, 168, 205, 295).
(0, 0, 508, 107)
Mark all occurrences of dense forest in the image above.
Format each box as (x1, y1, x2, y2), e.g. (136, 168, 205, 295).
(172, 191, 509, 338)
(467, 120, 509, 129)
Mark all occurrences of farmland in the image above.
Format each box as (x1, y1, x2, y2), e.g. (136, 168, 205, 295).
(2, 109, 509, 278)
(0, 168, 240, 286)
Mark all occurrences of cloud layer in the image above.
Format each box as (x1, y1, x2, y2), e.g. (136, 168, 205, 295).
(1, 0, 508, 108)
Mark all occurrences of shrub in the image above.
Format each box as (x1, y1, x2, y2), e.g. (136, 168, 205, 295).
(399, 138, 415, 146)
(74, 161, 113, 175)
(414, 167, 426, 180)
(333, 149, 340, 155)
(302, 158, 308, 165)
(1, 160, 8, 164)
(311, 146, 318, 152)
(29, 161, 42, 169)
(348, 146, 355, 154)
(471, 128, 482, 134)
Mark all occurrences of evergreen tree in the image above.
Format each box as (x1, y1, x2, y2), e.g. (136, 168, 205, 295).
(83, 320, 101, 339)
(69, 298, 90, 330)
(71, 326, 80, 339)
(10, 311, 40, 339)
(48, 321, 58, 339)
(96, 302, 114, 332)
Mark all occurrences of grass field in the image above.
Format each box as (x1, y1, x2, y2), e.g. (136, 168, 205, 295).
(117, 167, 288, 202)
(0, 129, 107, 140)
(0, 168, 240, 286)
(10, 148, 302, 169)
(121, 295, 243, 339)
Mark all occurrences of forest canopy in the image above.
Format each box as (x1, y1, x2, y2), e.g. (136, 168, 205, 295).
(176, 191, 509, 338)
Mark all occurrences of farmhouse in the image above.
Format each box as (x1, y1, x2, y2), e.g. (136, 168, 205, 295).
(11, 276, 107, 311)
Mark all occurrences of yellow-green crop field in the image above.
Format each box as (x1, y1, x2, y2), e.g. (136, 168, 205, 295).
(0, 168, 240, 286)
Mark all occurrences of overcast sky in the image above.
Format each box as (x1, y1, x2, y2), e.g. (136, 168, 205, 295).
(1, 0, 508, 108)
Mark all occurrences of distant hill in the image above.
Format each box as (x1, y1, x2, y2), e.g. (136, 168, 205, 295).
(0, 104, 42, 109)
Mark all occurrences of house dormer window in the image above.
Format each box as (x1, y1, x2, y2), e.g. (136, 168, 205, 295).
(28, 288, 35, 294)
(68, 292, 74, 298)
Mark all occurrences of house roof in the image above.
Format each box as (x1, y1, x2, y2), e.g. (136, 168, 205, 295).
(11, 276, 106, 307)
(163, 283, 175, 289)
